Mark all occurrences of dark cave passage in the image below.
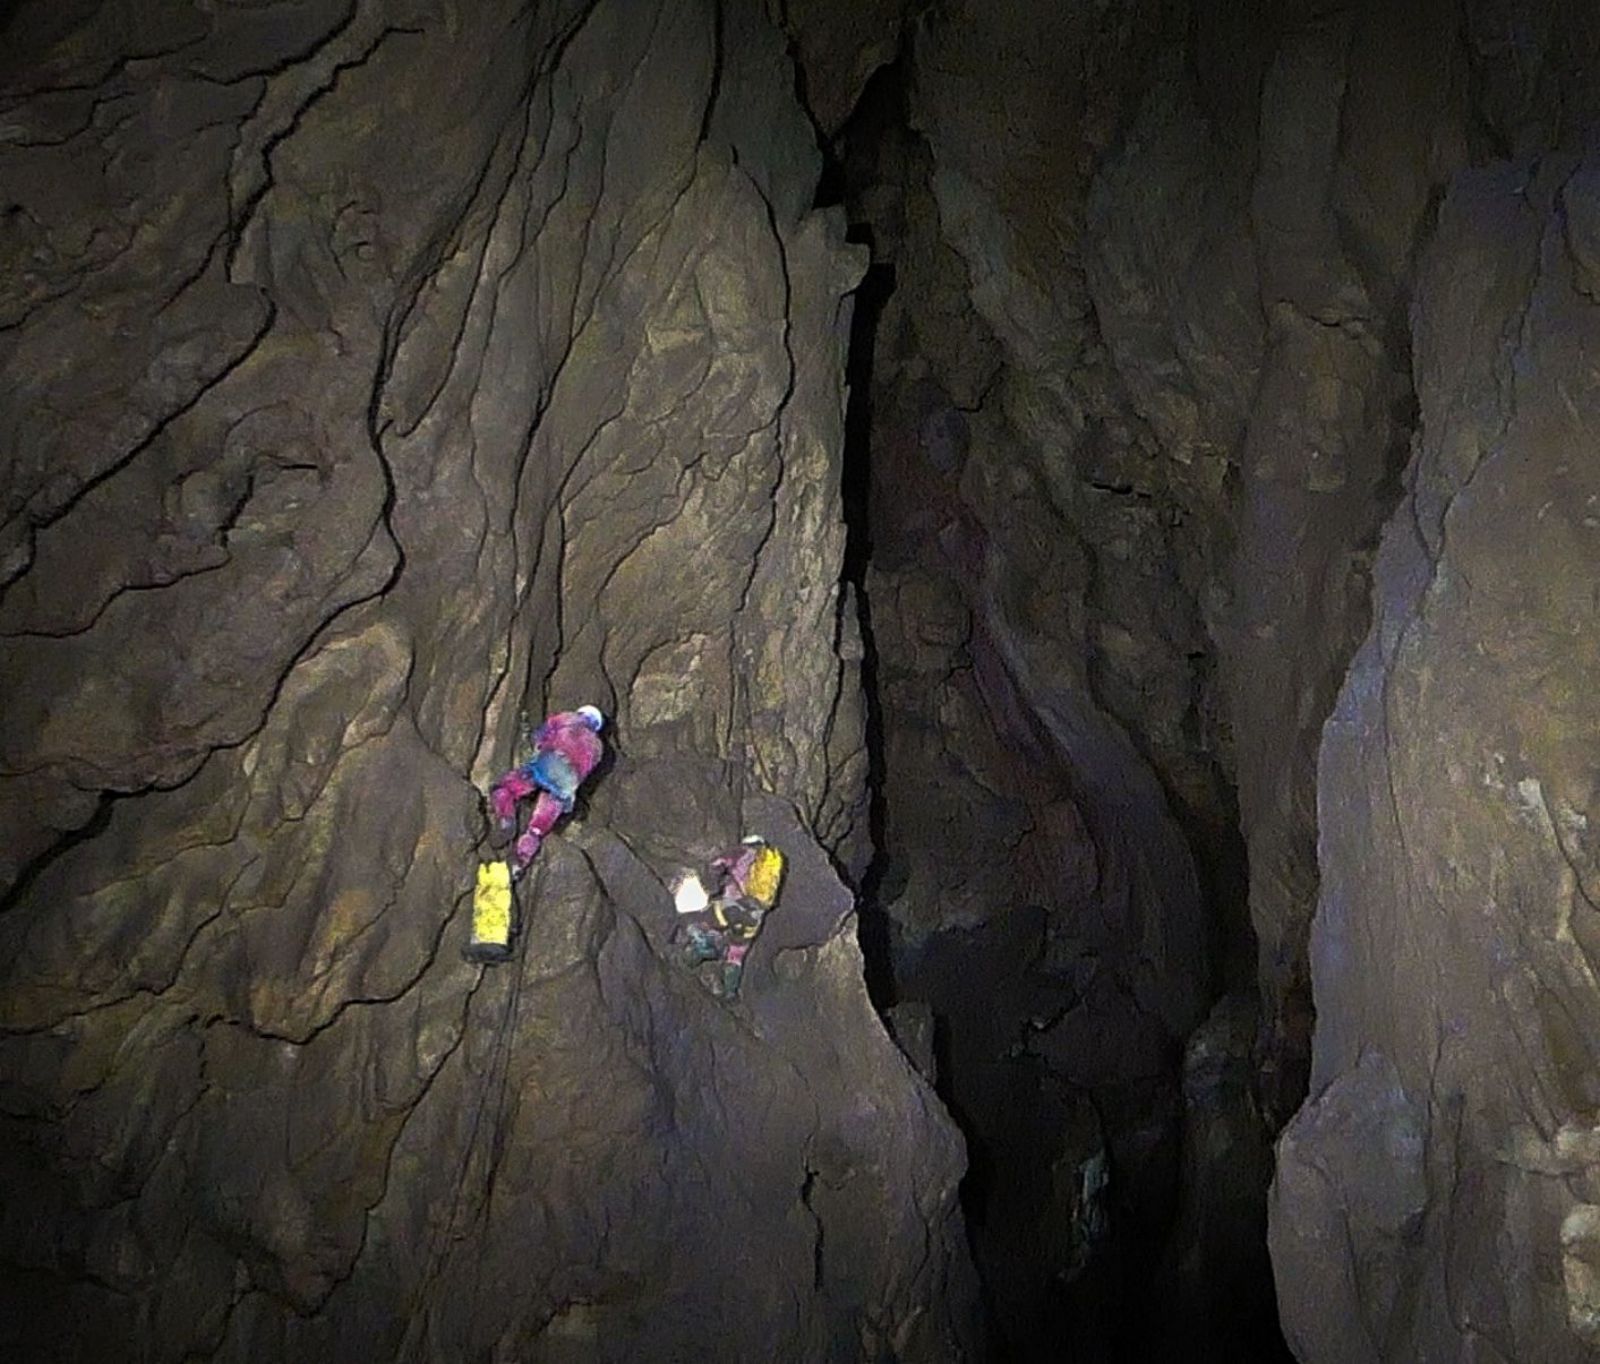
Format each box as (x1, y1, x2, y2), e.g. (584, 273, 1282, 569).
(837, 247, 898, 1012)
(824, 49, 1288, 1363)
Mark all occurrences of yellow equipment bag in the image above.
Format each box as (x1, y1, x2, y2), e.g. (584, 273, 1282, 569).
(745, 843, 785, 909)
(466, 859, 515, 963)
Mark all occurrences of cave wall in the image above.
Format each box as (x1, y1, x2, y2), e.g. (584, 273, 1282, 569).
(795, 0, 1600, 1357)
(1271, 137, 1600, 1364)
(914, 0, 1469, 1129)
(0, 3, 978, 1360)
(808, 0, 1378, 1347)
(1261, 4, 1600, 1359)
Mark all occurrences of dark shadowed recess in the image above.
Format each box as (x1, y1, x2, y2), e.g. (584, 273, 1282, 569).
(810, 45, 1290, 1361)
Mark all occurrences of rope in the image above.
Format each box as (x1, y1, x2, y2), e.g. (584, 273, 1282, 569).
(395, 867, 533, 1360)
(730, 658, 751, 824)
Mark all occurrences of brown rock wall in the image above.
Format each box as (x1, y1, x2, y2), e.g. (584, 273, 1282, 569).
(0, 3, 976, 1359)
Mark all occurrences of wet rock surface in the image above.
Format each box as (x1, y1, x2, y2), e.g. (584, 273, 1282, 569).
(0, 3, 975, 1359)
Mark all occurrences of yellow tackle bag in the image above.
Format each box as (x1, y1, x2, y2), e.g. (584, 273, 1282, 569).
(466, 859, 515, 963)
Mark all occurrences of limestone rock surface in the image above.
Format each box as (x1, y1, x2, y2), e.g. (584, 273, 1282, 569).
(1271, 149, 1600, 1364)
(0, 3, 977, 1360)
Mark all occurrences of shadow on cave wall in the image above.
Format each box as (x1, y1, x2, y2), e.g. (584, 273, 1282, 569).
(813, 43, 1290, 1362)
(837, 245, 898, 1012)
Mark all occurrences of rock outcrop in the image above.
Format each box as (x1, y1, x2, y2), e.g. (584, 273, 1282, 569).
(0, 3, 977, 1359)
(1272, 148, 1600, 1364)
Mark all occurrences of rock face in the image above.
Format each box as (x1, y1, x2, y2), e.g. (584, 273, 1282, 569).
(0, 3, 977, 1360)
(1272, 150, 1600, 1363)
(803, 0, 1600, 1356)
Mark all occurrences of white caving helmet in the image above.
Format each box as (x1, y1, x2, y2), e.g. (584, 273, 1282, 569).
(576, 704, 604, 732)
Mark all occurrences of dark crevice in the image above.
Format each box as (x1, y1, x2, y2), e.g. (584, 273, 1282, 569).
(838, 256, 897, 1010)
(0, 791, 115, 917)
(697, 0, 725, 145)
(812, 32, 1299, 1361)
(820, 52, 1108, 1362)
(847, 579, 896, 1011)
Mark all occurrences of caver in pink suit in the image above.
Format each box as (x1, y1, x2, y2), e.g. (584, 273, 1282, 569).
(489, 705, 605, 873)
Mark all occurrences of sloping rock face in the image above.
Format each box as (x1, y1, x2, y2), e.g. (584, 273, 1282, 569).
(0, 3, 978, 1360)
(1271, 150, 1600, 1363)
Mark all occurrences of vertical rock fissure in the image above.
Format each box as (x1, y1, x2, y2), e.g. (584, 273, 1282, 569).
(794, 19, 1300, 1357)
(813, 51, 1214, 1360)
(837, 249, 897, 1009)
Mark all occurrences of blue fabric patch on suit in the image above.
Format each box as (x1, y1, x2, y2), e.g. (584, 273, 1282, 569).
(524, 750, 579, 809)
